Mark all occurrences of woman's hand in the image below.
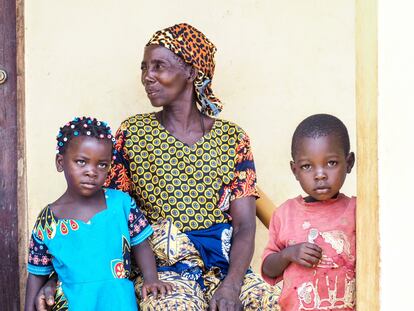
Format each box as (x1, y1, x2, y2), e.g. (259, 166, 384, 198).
(141, 280, 173, 300)
(209, 282, 243, 311)
(34, 277, 57, 311)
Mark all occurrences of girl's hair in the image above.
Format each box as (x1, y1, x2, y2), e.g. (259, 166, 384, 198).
(56, 117, 116, 155)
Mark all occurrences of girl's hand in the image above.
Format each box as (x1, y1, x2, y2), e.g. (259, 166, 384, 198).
(142, 280, 174, 300)
(34, 277, 57, 311)
(285, 242, 322, 268)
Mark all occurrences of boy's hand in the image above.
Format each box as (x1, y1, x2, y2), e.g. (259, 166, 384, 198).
(285, 242, 322, 268)
(142, 280, 174, 300)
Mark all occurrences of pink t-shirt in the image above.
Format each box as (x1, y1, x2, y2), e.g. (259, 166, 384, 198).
(262, 194, 356, 311)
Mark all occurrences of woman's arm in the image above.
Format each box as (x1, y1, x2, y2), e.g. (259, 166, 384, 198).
(209, 196, 256, 311)
(25, 274, 49, 311)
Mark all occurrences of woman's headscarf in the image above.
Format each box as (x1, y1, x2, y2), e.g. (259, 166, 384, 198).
(146, 23, 223, 116)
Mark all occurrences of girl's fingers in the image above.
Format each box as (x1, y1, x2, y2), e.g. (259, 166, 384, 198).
(35, 294, 48, 311)
(142, 286, 148, 300)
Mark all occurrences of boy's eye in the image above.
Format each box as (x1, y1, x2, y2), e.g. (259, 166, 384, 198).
(76, 160, 85, 166)
(327, 161, 338, 167)
(300, 164, 311, 171)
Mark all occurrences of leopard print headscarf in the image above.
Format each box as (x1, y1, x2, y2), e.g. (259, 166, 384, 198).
(146, 23, 223, 116)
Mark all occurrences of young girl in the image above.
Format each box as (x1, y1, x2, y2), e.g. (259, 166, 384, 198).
(262, 114, 356, 310)
(25, 117, 172, 311)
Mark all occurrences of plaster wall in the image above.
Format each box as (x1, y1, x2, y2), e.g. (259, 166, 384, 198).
(25, 0, 355, 272)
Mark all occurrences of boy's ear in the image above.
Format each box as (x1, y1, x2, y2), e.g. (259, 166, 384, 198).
(290, 160, 299, 180)
(56, 154, 64, 172)
(346, 152, 355, 173)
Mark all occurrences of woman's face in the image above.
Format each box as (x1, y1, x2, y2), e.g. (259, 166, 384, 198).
(141, 45, 193, 108)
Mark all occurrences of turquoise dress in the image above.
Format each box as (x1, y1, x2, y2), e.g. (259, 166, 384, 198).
(27, 188, 153, 310)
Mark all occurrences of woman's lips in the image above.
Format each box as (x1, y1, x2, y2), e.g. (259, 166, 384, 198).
(146, 89, 158, 98)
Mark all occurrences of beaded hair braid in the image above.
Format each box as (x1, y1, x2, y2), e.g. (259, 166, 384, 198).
(56, 116, 116, 156)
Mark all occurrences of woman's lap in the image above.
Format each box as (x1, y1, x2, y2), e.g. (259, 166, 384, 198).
(136, 270, 281, 311)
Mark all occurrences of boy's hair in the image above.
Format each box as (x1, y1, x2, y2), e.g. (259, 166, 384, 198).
(56, 116, 115, 155)
(291, 114, 350, 158)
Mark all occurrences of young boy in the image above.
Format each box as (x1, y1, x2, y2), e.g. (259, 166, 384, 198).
(262, 114, 356, 310)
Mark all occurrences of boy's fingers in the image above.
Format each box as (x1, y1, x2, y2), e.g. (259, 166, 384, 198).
(298, 258, 313, 268)
(303, 249, 322, 260)
(304, 243, 322, 253)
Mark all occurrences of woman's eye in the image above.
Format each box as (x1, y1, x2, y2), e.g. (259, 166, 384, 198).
(76, 160, 85, 166)
(328, 161, 338, 167)
(301, 164, 311, 170)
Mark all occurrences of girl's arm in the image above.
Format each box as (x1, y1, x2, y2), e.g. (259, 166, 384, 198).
(132, 240, 173, 299)
(25, 274, 49, 311)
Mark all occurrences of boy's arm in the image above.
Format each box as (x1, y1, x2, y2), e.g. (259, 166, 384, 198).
(263, 243, 323, 278)
(25, 274, 49, 311)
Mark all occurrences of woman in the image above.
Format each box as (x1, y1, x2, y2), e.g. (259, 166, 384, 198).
(36, 23, 280, 310)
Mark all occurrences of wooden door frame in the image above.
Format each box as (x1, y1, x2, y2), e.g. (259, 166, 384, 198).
(355, 0, 380, 309)
(0, 0, 26, 309)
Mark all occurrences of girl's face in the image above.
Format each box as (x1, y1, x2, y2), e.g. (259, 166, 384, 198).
(140, 45, 195, 108)
(56, 136, 113, 197)
(290, 135, 355, 201)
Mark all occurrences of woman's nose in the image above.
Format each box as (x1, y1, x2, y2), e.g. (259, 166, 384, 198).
(142, 68, 155, 84)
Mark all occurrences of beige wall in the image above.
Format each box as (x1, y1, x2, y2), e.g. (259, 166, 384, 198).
(25, 0, 355, 272)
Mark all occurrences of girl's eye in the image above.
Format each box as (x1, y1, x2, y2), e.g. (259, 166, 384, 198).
(98, 163, 108, 169)
(328, 161, 338, 167)
(76, 160, 85, 166)
(301, 164, 311, 171)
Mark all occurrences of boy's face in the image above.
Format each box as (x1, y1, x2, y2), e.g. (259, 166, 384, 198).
(290, 135, 355, 201)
